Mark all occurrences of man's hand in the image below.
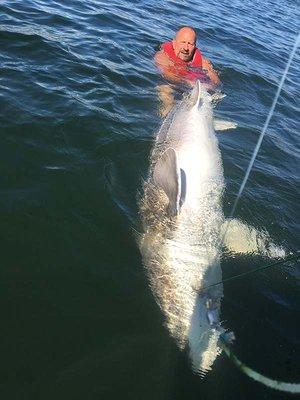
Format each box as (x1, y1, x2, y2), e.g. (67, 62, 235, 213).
(202, 57, 221, 85)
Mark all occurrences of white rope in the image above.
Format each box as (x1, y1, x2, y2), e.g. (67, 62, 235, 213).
(221, 338, 300, 394)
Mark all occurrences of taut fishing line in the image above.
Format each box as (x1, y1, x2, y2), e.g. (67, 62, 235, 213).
(228, 31, 300, 221)
(201, 252, 299, 292)
(219, 31, 300, 278)
(220, 30, 299, 270)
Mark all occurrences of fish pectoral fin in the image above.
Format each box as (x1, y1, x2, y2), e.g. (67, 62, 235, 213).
(153, 148, 181, 217)
(221, 219, 285, 258)
(214, 119, 237, 131)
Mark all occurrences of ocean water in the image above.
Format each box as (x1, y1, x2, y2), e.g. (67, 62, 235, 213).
(0, 0, 299, 399)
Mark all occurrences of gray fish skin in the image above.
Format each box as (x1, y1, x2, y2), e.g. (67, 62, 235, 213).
(139, 81, 225, 375)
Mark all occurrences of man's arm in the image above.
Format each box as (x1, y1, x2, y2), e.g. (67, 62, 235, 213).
(202, 57, 221, 85)
(155, 49, 221, 86)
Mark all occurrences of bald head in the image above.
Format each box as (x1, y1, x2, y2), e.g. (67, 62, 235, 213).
(173, 27, 197, 62)
(175, 27, 197, 41)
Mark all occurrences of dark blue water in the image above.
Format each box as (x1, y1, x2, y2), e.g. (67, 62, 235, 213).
(0, 1, 299, 399)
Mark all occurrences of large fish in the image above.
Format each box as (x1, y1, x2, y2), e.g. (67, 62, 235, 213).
(137, 81, 300, 394)
(139, 81, 225, 375)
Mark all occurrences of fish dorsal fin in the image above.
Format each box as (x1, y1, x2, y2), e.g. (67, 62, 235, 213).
(153, 148, 181, 217)
(190, 80, 202, 108)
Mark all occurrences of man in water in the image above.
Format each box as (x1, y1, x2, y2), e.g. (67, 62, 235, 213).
(155, 26, 220, 116)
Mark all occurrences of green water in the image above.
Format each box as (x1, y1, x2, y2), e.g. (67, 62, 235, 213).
(0, 0, 299, 399)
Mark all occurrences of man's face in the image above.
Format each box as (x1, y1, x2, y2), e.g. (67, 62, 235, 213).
(172, 29, 196, 62)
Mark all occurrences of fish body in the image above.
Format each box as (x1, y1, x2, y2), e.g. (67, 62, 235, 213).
(138, 82, 300, 394)
(139, 82, 225, 375)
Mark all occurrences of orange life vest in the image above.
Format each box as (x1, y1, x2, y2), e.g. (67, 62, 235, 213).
(160, 41, 209, 83)
(161, 41, 203, 68)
